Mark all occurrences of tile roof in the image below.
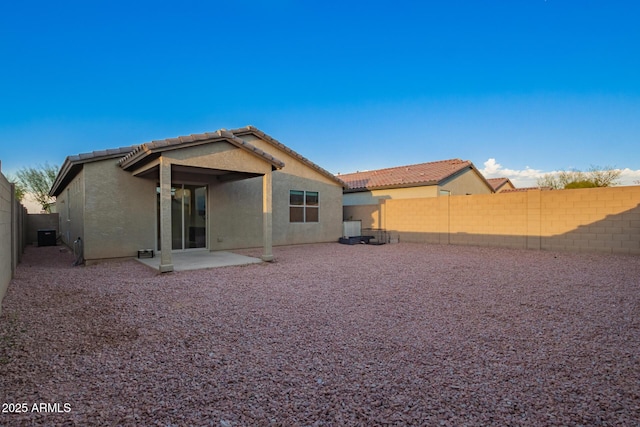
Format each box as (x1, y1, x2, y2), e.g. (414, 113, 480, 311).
(68, 146, 137, 162)
(50, 146, 138, 196)
(50, 126, 343, 196)
(338, 159, 475, 191)
(487, 177, 514, 192)
(118, 129, 285, 171)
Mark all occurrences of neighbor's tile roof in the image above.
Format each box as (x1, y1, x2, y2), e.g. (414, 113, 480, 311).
(339, 159, 474, 191)
(487, 177, 513, 191)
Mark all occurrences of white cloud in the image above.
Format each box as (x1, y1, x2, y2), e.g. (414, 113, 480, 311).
(479, 158, 640, 188)
(619, 168, 640, 186)
(479, 158, 547, 188)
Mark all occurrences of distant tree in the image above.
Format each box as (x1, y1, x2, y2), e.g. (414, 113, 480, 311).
(586, 165, 621, 187)
(6, 174, 26, 202)
(536, 173, 561, 189)
(537, 165, 621, 190)
(537, 169, 583, 189)
(564, 180, 598, 189)
(15, 163, 58, 213)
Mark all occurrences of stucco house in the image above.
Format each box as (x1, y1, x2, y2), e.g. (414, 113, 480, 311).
(49, 126, 345, 271)
(339, 159, 494, 230)
(487, 177, 516, 193)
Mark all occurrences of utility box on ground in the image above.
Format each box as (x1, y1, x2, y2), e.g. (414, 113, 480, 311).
(37, 229, 56, 246)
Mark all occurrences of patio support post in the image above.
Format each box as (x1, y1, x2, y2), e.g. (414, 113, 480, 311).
(262, 170, 274, 262)
(159, 158, 174, 272)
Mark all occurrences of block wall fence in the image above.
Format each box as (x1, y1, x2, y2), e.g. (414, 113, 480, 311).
(344, 186, 640, 255)
(1, 164, 28, 315)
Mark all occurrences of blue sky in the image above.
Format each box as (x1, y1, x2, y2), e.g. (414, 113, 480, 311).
(1, 0, 639, 187)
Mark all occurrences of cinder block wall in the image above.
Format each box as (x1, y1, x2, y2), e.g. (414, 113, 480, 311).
(539, 186, 640, 254)
(0, 164, 28, 314)
(27, 213, 59, 245)
(0, 168, 12, 314)
(346, 186, 640, 255)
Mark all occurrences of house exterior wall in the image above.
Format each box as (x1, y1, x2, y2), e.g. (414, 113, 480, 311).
(272, 172, 343, 246)
(209, 171, 343, 250)
(208, 135, 343, 250)
(164, 140, 276, 251)
(365, 186, 640, 255)
(56, 168, 85, 248)
(164, 141, 273, 174)
(51, 134, 343, 262)
(82, 159, 156, 262)
(343, 186, 438, 206)
(440, 168, 494, 195)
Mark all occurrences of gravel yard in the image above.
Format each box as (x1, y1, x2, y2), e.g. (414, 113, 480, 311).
(1, 242, 639, 426)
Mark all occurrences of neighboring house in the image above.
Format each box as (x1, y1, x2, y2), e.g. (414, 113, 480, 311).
(487, 177, 516, 193)
(340, 158, 494, 204)
(499, 186, 552, 193)
(49, 126, 345, 271)
(487, 178, 554, 194)
(339, 158, 494, 229)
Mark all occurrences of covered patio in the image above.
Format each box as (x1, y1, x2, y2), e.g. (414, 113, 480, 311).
(118, 130, 285, 272)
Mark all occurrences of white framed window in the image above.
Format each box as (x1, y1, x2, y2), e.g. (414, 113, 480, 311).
(289, 190, 319, 223)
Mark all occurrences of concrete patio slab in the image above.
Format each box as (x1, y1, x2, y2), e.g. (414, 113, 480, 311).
(135, 250, 263, 271)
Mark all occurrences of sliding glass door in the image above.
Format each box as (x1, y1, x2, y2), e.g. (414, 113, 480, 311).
(157, 184, 207, 251)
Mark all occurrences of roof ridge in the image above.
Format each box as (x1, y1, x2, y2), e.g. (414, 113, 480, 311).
(118, 129, 286, 170)
(339, 158, 468, 177)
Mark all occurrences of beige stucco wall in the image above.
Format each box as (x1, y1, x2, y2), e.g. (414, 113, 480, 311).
(345, 186, 640, 255)
(210, 172, 343, 250)
(343, 186, 439, 206)
(440, 168, 493, 195)
(272, 172, 343, 246)
(164, 141, 274, 175)
(56, 168, 85, 248)
(82, 160, 156, 261)
(208, 135, 343, 250)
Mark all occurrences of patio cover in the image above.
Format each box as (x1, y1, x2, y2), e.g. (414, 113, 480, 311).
(119, 130, 285, 272)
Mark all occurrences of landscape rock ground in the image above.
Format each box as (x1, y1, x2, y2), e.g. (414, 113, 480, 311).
(1, 243, 639, 426)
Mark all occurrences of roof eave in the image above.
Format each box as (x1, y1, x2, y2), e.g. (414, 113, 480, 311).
(118, 131, 286, 172)
(345, 180, 439, 192)
(49, 158, 76, 197)
(50, 148, 136, 197)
